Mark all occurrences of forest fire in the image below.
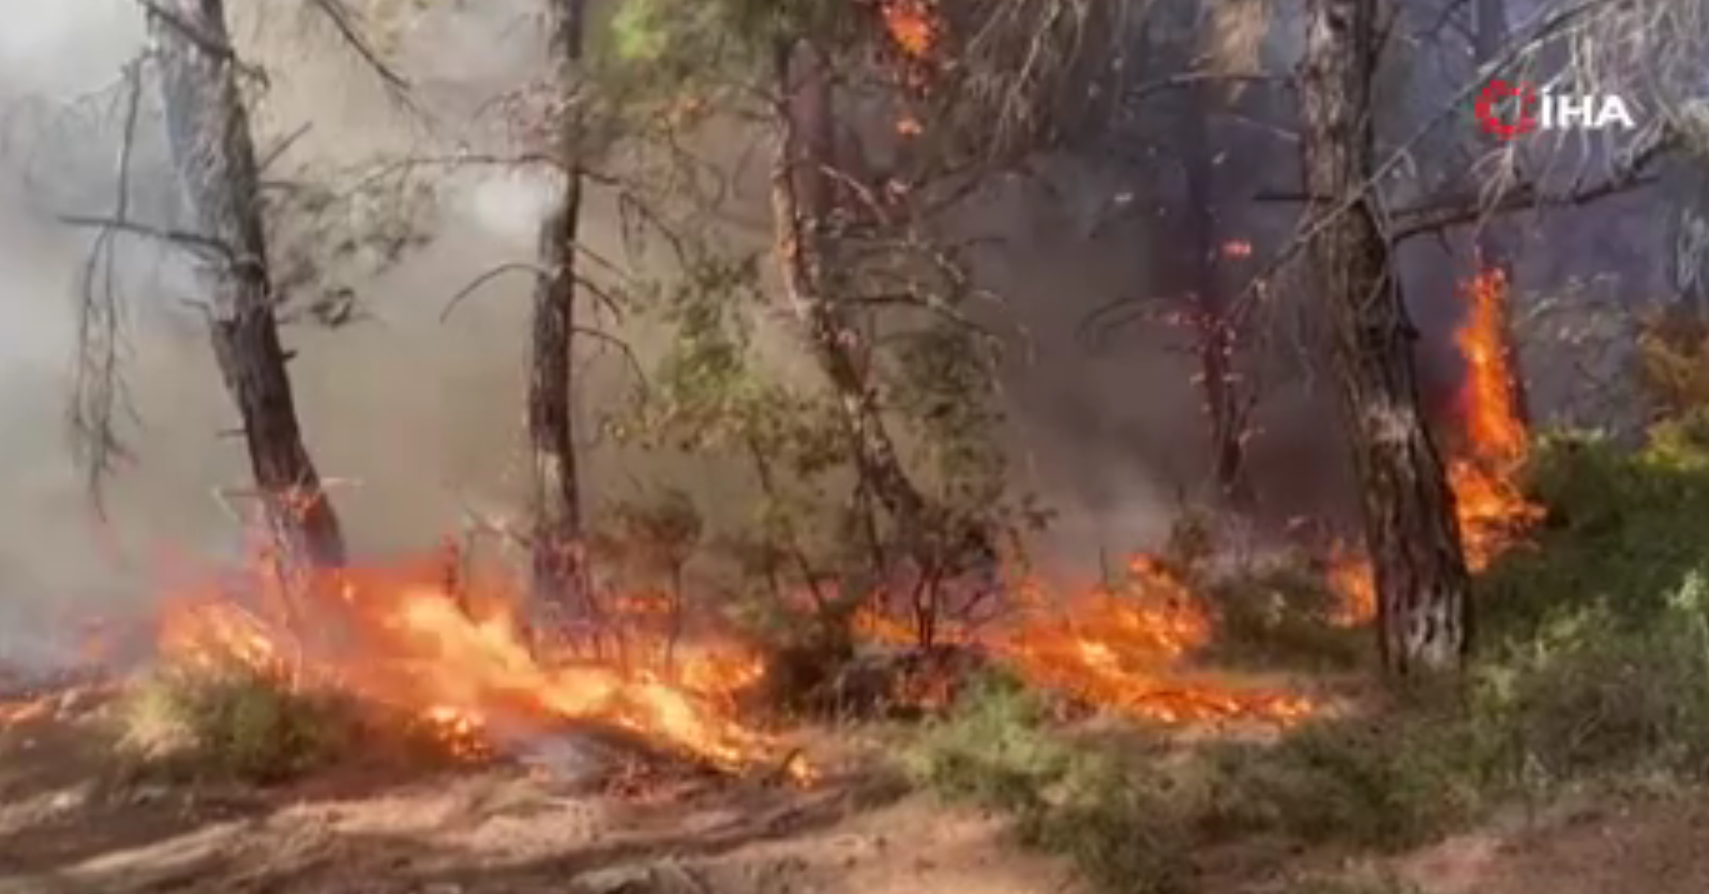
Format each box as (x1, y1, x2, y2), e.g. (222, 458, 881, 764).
(1448, 265, 1544, 570)
(155, 559, 782, 776)
(996, 557, 1315, 724)
(1329, 264, 1542, 621)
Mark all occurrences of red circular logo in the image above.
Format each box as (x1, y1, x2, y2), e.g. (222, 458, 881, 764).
(1474, 79, 1539, 141)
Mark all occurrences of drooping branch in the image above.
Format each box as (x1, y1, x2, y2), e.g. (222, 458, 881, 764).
(68, 57, 149, 515)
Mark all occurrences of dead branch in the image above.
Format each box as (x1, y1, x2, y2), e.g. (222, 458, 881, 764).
(68, 57, 148, 516)
(1125, 70, 1294, 103)
(56, 213, 240, 267)
(441, 261, 624, 324)
(258, 122, 313, 172)
(300, 0, 412, 98)
(1390, 132, 1674, 241)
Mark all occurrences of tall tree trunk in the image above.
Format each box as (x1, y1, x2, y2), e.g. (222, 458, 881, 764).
(1179, 86, 1252, 507)
(1299, 0, 1472, 674)
(769, 38, 991, 576)
(529, 0, 590, 617)
(1471, 0, 1531, 426)
(149, 0, 345, 570)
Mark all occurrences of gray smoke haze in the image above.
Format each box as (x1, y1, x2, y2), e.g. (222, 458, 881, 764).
(0, 0, 1681, 669)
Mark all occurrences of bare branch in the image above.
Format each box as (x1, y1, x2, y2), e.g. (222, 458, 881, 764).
(258, 122, 313, 173)
(1125, 71, 1293, 104)
(67, 57, 148, 515)
(440, 262, 625, 324)
(300, 0, 417, 110)
(440, 262, 552, 322)
(1390, 133, 1674, 241)
(56, 213, 238, 266)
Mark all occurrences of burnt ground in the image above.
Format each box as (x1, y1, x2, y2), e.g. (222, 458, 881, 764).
(6, 694, 1709, 894)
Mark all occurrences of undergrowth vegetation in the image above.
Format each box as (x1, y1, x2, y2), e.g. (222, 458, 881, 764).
(111, 660, 455, 784)
(904, 408, 1709, 893)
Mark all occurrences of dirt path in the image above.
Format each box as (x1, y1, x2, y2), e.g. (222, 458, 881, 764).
(0, 705, 1077, 894)
(9, 699, 1709, 894)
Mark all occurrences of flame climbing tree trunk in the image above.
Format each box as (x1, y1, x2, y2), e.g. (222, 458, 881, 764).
(1471, 0, 1531, 426)
(768, 37, 992, 583)
(529, 0, 591, 617)
(149, 0, 346, 569)
(1299, 0, 1472, 674)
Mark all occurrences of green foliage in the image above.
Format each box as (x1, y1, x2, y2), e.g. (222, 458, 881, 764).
(903, 676, 1194, 893)
(1196, 715, 1494, 850)
(116, 662, 354, 784)
(1476, 413, 1709, 649)
(1472, 571, 1709, 786)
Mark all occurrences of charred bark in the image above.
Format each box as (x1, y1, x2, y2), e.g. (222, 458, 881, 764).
(1299, 0, 1472, 674)
(768, 39, 993, 579)
(149, 0, 345, 569)
(529, 0, 591, 617)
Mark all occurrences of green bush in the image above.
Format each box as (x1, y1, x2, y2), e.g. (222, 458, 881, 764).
(903, 676, 1194, 893)
(1195, 712, 1494, 851)
(1473, 571, 1709, 785)
(1479, 420, 1709, 648)
(117, 662, 355, 784)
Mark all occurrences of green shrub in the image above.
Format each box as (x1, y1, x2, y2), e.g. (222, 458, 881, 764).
(1479, 423, 1709, 648)
(1194, 708, 1495, 851)
(1473, 570, 1709, 785)
(117, 662, 355, 784)
(903, 676, 1193, 893)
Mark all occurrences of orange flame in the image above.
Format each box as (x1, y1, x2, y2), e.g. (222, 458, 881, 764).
(157, 558, 780, 775)
(880, 0, 939, 59)
(1327, 540, 1375, 627)
(1448, 264, 1544, 571)
(997, 557, 1314, 725)
(1329, 263, 1543, 621)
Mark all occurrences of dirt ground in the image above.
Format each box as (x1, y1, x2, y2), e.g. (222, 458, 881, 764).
(6, 695, 1709, 894)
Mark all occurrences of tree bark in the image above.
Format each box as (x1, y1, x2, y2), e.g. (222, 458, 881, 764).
(149, 0, 345, 569)
(768, 38, 992, 576)
(529, 0, 591, 616)
(1299, 0, 1472, 674)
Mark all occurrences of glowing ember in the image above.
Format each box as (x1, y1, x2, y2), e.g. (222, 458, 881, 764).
(880, 0, 939, 59)
(1327, 539, 1375, 627)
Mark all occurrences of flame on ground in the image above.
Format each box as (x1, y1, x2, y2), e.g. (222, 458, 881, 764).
(157, 559, 782, 776)
(998, 557, 1314, 725)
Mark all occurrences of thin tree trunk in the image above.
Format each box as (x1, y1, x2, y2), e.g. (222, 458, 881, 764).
(149, 0, 345, 570)
(768, 38, 992, 576)
(1299, 0, 1472, 675)
(1179, 86, 1252, 507)
(529, 0, 590, 617)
